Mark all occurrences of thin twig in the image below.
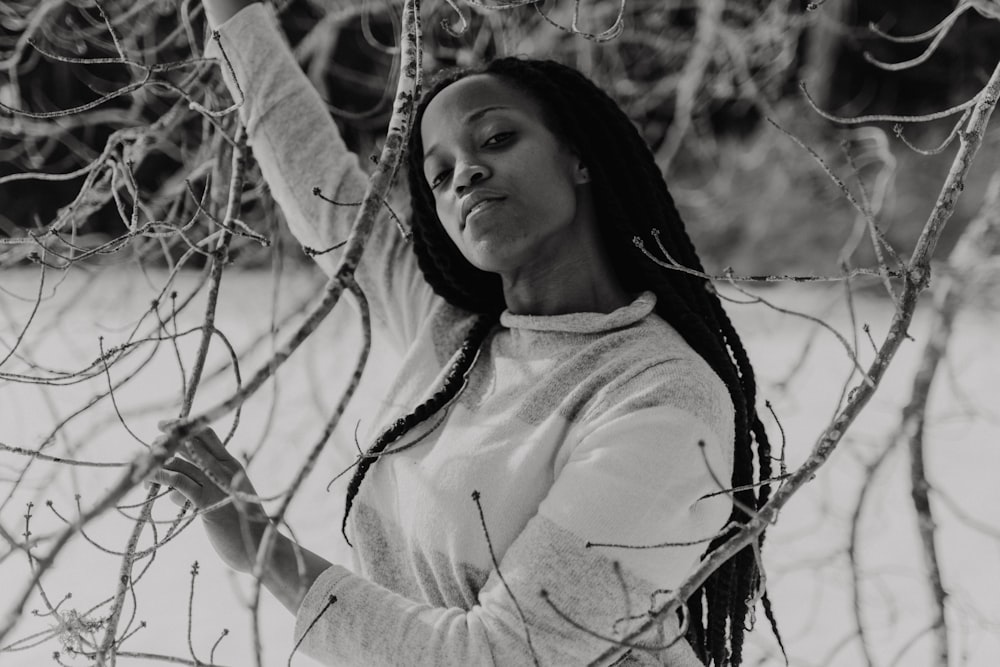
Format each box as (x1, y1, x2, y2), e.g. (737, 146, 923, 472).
(472, 490, 540, 666)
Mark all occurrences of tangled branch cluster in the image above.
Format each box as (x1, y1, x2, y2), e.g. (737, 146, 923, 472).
(1, 1, 999, 665)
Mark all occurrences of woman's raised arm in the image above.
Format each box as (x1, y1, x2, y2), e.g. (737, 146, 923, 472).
(204, 3, 439, 351)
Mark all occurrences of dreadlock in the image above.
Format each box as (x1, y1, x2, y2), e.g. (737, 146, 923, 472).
(343, 56, 776, 666)
(340, 312, 496, 547)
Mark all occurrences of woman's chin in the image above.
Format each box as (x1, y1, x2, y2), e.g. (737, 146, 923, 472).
(463, 240, 523, 275)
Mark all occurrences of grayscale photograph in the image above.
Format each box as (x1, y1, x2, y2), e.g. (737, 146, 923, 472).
(1, 1, 998, 665)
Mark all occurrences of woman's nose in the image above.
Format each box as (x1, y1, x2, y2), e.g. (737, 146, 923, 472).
(454, 162, 490, 194)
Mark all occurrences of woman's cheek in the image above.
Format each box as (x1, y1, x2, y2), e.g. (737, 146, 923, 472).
(435, 198, 454, 229)
(438, 205, 463, 244)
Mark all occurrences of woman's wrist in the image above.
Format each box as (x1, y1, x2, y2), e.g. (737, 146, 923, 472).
(259, 532, 333, 614)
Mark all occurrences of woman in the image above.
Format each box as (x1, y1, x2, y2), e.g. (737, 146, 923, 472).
(154, 2, 774, 665)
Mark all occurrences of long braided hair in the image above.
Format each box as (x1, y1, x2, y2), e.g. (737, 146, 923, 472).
(343, 56, 777, 666)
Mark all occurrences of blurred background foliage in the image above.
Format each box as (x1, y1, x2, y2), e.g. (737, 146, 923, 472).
(1, 0, 999, 278)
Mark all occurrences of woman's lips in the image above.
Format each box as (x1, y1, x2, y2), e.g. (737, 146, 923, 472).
(469, 198, 499, 216)
(461, 191, 507, 226)
(465, 197, 505, 225)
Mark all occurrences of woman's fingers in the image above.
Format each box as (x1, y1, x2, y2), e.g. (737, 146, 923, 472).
(150, 459, 205, 507)
(157, 421, 234, 465)
(155, 422, 234, 474)
(180, 433, 241, 501)
(190, 427, 231, 462)
(151, 421, 259, 514)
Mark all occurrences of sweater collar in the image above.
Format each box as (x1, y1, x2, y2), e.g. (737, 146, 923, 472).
(499, 291, 656, 334)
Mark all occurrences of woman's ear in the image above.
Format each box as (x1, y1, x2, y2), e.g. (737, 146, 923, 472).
(575, 161, 591, 185)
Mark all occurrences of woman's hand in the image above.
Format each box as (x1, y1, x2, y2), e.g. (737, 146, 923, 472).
(150, 424, 268, 574)
(151, 423, 333, 613)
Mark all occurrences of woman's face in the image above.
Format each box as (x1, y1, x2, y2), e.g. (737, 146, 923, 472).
(419, 75, 592, 278)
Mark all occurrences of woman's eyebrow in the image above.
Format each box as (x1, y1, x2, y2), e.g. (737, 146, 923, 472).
(424, 106, 512, 162)
(464, 105, 511, 125)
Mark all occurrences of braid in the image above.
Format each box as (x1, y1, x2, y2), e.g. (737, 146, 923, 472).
(706, 571, 732, 666)
(341, 314, 496, 546)
(686, 587, 707, 662)
(405, 57, 778, 665)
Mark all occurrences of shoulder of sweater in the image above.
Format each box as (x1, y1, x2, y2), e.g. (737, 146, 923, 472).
(578, 314, 735, 440)
(581, 311, 722, 385)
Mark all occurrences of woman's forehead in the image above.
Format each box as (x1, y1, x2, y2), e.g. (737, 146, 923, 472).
(420, 75, 540, 145)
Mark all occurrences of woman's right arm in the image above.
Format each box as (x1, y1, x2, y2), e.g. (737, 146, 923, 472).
(203, 2, 438, 350)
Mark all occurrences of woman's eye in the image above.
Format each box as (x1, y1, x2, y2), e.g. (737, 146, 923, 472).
(429, 170, 450, 189)
(484, 132, 513, 146)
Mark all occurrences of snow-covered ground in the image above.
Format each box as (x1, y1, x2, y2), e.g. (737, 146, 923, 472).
(1, 266, 997, 666)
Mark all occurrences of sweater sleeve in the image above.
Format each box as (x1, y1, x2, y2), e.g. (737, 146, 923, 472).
(291, 407, 732, 666)
(206, 4, 439, 352)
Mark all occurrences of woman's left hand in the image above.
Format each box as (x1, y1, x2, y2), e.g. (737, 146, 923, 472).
(150, 424, 269, 574)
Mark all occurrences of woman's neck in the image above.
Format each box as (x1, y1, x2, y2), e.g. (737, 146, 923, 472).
(500, 252, 633, 316)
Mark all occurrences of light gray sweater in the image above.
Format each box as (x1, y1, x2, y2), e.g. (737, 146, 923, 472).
(209, 6, 734, 665)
